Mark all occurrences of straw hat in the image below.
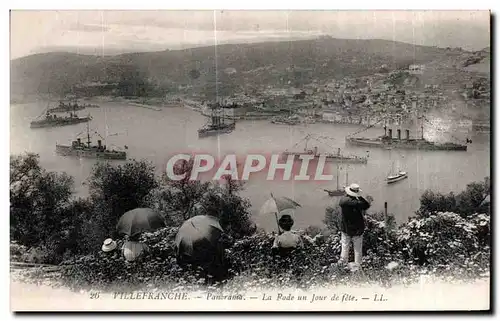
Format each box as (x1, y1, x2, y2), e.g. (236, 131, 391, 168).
(101, 238, 117, 252)
(345, 183, 362, 198)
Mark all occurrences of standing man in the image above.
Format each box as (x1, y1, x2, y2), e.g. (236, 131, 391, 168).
(338, 183, 372, 268)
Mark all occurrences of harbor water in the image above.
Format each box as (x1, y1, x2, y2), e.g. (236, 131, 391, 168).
(10, 102, 490, 232)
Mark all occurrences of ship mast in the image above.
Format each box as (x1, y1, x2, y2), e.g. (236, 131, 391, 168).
(336, 164, 340, 190)
(421, 116, 424, 140)
(415, 97, 424, 140)
(86, 122, 91, 147)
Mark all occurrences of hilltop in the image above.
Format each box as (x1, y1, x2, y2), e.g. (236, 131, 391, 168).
(11, 37, 458, 98)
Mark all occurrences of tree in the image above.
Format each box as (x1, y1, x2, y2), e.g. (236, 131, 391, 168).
(10, 153, 75, 247)
(417, 190, 457, 217)
(417, 177, 490, 218)
(146, 164, 256, 238)
(210, 175, 256, 239)
(455, 178, 490, 217)
(145, 159, 211, 224)
(87, 159, 159, 237)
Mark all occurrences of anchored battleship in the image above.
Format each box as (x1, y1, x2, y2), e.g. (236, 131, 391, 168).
(346, 126, 467, 151)
(271, 115, 301, 125)
(198, 106, 236, 138)
(346, 97, 468, 151)
(48, 100, 83, 113)
(55, 122, 127, 160)
(283, 134, 368, 164)
(30, 111, 92, 129)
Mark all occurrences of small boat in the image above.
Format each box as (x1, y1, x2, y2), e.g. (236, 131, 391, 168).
(324, 164, 349, 197)
(83, 103, 100, 108)
(386, 152, 408, 184)
(387, 171, 408, 184)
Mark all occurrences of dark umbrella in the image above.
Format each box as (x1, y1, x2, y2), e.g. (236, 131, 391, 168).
(175, 215, 224, 262)
(116, 208, 165, 237)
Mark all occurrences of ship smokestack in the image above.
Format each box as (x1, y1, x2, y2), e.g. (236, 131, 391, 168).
(388, 129, 392, 139)
(314, 146, 318, 156)
(77, 138, 81, 145)
(406, 129, 410, 140)
(397, 129, 401, 140)
(384, 125, 387, 136)
(98, 140, 102, 148)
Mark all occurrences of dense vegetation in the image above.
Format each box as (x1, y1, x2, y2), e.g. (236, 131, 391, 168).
(10, 153, 490, 290)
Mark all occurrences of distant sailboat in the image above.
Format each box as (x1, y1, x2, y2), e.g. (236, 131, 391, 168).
(386, 152, 408, 184)
(324, 164, 349, 197)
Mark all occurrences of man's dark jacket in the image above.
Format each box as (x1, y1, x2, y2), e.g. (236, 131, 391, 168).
(339, 195, 371, 236)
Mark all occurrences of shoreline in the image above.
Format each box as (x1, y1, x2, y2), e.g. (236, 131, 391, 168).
(9, 96, 490, 133)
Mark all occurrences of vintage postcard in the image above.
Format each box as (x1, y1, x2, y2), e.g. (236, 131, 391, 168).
(9, 10, 491, 312)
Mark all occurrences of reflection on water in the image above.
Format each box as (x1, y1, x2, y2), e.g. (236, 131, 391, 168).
(10, 102, 490, 231)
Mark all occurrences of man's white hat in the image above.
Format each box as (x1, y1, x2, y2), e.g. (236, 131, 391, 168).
(345, 183, 362, 197)
(102, 238, 117, 252)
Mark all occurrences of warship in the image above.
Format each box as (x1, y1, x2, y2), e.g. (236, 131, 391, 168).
(48, 99, 100, 112)
(346, 127, 467, 151)
(346, 105, 468, 151)
(198, 107, 236, 138)
(271, 115, 301, 125)
(55, 122, 127, 160)
(30, 111, 92, 128)
(48, 100, 86, 113)
(283, 134, 368, 164)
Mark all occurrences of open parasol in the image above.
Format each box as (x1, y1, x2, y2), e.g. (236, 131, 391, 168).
(260, 193, 301, 233)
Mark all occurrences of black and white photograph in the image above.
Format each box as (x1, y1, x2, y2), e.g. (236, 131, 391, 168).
(9, 9, 491, 311)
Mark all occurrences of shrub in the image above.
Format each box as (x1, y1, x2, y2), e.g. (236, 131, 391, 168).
(58, 208, 491, 291)
(60, 227, 183, 291)
(417, 177, 490, 218)
(397, 212, 488, 276)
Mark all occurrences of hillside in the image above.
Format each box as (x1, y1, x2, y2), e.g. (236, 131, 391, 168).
(11, 38, 455, 99)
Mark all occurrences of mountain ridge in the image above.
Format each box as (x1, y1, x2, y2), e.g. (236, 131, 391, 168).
(10, 37, 485, 98)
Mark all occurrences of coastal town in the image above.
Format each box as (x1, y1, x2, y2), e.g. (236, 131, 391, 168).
(173, 60, 490, 133)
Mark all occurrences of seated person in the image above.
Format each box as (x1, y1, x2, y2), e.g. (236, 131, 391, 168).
(121, 234, 149, 262)
(272, 215, 304, 255)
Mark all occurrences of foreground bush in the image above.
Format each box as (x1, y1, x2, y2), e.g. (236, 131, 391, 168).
(54, 210, 489, 292)
(397, 212, 490, 278)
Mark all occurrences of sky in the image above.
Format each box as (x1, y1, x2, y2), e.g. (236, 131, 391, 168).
(10, 10, 491, 59)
